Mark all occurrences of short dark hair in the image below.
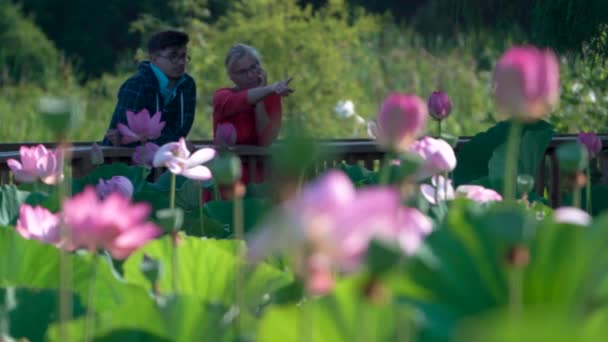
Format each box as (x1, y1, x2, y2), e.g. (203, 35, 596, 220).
(148, 30, 189, 54)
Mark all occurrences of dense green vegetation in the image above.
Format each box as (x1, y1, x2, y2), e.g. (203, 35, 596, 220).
(1, 0, 607, 142)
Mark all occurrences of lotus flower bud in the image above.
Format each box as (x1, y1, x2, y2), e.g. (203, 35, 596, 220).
(410, 137, 457, 180)
(427, 91, 452, 121)
(132, 142, 160, 168)
(90, 143, 104, 165)
(214, 123, 237, 147)
(140, 254, 161, 286)
(209, 151, 242, 186)
(493, 45, 560, 121)
(375, 93, 427, 151)
(516, 174, 535, 194)
(556, 142, 588, 173)
(96, 176, 134, 199)
(578, 132, 602, 157)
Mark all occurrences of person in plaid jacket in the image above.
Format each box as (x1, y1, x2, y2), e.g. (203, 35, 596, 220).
(103, 30, 196, 146)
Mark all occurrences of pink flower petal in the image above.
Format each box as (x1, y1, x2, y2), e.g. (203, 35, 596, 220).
(186, 148, 216, 168)
(118, 123, 141, 144)
(181, 165, 213, 180)
(107, 224, 161, 259)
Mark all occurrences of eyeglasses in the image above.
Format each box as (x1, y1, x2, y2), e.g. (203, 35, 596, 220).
(158, 53, 191, 64)
(232, 62, 260, 76)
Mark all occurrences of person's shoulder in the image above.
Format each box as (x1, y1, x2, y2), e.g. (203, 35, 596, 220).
(213, 87, 237, 96)
(120, 63, 156, 91)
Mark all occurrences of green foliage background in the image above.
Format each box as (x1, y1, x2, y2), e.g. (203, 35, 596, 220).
(1, 0, 608, 143)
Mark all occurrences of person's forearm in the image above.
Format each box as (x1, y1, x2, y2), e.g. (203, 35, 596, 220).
(254, 102, 270, 135)
(246, 85, 275, 104)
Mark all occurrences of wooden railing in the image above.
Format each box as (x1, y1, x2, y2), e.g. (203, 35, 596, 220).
(2, 136, 608, 207)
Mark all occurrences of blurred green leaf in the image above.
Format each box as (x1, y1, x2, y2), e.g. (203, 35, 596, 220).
(122, 235, 291, 310)
(258, 277, 399, 342)
(203, 199, 271, 235)
(2, 287, 85, 342)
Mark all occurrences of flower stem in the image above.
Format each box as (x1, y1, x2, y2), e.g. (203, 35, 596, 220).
(378, 152, 392, 185)
(84, 253, 99, 342)
(508, 268, 523, 318)
(586, 165, 592, 214)
(141, 142, 147, 180)
(169, 173, 178, 294)
(437, 120, 442, 138)
(233, 185, 244, 338)
(503, 121, 522, 201)
(199, 182, 206, 236)
(58, 141, 72, 342)
(171, 232, 179, 294)
(573, 184, 582, 209)
(170, 173, 176, 210)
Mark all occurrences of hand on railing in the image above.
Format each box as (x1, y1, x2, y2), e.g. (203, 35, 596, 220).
(104, 129, 121, 146)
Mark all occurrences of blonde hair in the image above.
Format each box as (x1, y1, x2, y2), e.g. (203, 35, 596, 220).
(225, 43, 261, 70)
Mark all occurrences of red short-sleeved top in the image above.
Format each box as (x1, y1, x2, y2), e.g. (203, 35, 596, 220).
(212, 88, 282, 146)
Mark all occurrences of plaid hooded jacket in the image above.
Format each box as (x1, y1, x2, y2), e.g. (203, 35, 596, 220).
(102, 61, 196, 146)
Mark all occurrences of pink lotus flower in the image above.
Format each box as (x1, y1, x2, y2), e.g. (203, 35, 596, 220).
(132, 142, 160, 167)
(456, 185, 503, 202)
(421, 176, 503, 204)
(62, 187, 161, 259)
(16, 204, 62, 246)
(420, 176, 455, 204)
(375, 93, 427, 151)
(578, 132, 602, 157)
(248, 170, 432, 293)
(96, 176, 134, 199)
(427, 91, 452, 121)
(153, 138, 216, 181)
(553, 206, 591, 226)
(410, 137, 457, 180)
(307, 254, 336, 295)
(493, 45, 560, 121)
(214, 123, 237, 146)
(7, 145, 64, 184)
(118, 109, 166, 144)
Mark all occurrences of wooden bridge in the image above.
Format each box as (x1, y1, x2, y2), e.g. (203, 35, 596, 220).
(2, 135, 607, 207)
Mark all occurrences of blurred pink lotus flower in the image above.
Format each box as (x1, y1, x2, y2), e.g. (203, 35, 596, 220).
(96, 176, 134, 199)
(153, 138, 216, 181)
(420, 176, 455, 204)
(578, 132, 602, 157)
(427, 91, 452, 121)
(248, 170, 432, 294)
(214, 123, 237, 146)
(410, 137, 457, 180)
(118, 108, 166, 144)
(493, 45, 560, 121)
(90, 143, 104, 165)
(307, 254, 336, 295)
(553, 206, 591, 226)
(375, 93, 427, 151)
(132, 142, 160, 167)
(421, 176, 503, 204)
(7, 145, 64, 184)
(456, 185, 503, 202)
(62, 187, 161, 259)
(16, 204, 62, 246)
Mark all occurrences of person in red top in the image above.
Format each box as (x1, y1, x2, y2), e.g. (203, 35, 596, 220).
(212, 43, 294, 183)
